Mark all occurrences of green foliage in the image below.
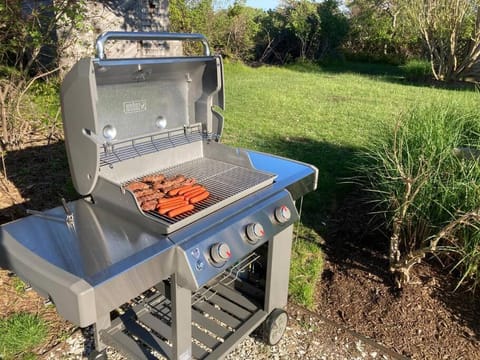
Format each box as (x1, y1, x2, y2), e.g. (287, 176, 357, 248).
(11, 276, 27, 294)
(255, 0, 349, 63)
(0, 0, 86, 75)
(29, 79, 61, 129)
(358, 103, 480, 288)
(169, 0, 262, 59)
(289, 225, 323, 309)
(402, 0, 480, 81)
(0, 1, 85, 148)
(0, 313, 47, 359)
(401, 59, 432, 81)
(345, 0, 421, 63)
(169, 0, 349, 63)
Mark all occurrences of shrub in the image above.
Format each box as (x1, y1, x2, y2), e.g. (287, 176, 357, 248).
(358, 102, 480, 289)
(401, 59, 432, 82)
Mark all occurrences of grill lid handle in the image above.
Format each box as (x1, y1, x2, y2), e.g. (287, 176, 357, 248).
(95, 31, 211, 60)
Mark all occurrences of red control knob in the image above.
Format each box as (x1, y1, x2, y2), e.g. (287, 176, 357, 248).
(246, 223, 265, 244)
(210, 243, 231, 264)
(274, 205, 291, 224)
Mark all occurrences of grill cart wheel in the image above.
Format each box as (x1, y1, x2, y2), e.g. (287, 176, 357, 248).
(264, 308, 288, 346)
(88, 349, 107, 360)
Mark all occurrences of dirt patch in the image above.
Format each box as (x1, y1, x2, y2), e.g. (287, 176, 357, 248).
(315, 192, 480, 359)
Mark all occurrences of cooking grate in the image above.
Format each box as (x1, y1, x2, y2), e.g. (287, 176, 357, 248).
(126, 158, 276, 227)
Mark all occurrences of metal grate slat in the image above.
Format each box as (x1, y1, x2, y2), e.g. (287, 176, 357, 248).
(200, 290, 252, 321)
(191, 311, 231, 339)
(214, 284, 260, 313)
(122, 317, 172, 358)
(102, 329, 158, 360)
(192, 301, 242, 329)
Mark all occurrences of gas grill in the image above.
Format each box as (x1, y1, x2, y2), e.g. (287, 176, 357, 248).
(0, 32, 318, 360)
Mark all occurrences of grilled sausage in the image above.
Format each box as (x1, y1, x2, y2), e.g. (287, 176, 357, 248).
(189, 191, 210, 204)
(179, 185, 203, 196)
(167, 204, 195, 218)
(158, 196, 185, 205)
(158, 201, 189, 215)
(168, 184, 194, 196)
(184, 188, 207, 201)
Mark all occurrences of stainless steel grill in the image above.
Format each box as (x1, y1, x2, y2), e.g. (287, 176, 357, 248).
(0, 32, 318, 360)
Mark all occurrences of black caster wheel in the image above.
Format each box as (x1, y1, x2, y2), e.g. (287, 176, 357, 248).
(263, 308, 288, 346)
(88, 349, 108, 360)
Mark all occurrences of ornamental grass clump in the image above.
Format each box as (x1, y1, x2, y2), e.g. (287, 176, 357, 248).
(360, 103, 480, 289)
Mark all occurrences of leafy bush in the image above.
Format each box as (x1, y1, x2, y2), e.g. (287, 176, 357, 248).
(401, 59, 432, 82)
(358, 102, 480, 289)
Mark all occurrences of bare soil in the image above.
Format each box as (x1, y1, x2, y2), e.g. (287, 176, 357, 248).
(1, 136, 479, 359)
(315, 192, 480, 359)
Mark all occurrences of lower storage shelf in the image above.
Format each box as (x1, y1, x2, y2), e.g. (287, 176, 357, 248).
(101, 283, 267, 360)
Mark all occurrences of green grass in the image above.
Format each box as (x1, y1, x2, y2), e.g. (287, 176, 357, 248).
(11, 276, 27, 294)
(222, 61, 478, 217)
(222, 60, 479, 303)
(0, 313, 47, 360)
(289, 225, 324, 309)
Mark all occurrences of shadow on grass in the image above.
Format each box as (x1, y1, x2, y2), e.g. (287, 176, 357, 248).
(0, 140, 77, 224)
(285, 61, 480, 92)
(258, 134, 393, 281)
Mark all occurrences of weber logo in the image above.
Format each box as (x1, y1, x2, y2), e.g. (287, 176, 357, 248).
(124, 100, 147, 114)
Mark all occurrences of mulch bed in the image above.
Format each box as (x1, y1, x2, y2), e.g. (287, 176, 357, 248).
(314, 192, 480, 359)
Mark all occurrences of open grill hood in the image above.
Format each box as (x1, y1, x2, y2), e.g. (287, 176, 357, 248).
(61, 32, 225, 196)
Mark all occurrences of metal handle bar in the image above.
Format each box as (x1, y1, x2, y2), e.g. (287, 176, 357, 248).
(95, 31, 211, 60)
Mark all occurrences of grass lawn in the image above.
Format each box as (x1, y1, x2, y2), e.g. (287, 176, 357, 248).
(221, 61, 479, 307)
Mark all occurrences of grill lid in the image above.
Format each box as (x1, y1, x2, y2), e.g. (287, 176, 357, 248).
(61, 32, 224, 195)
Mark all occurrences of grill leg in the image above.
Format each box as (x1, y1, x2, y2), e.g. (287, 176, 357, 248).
(93, 314, 111, 353)
(264, 225, 294, 312)
(171, 274, 192, 360)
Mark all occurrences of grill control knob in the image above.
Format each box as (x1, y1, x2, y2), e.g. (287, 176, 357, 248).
(246, 223, 265, 244)
(210, 243, 231, 264)
(274, 205, 292, 224)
